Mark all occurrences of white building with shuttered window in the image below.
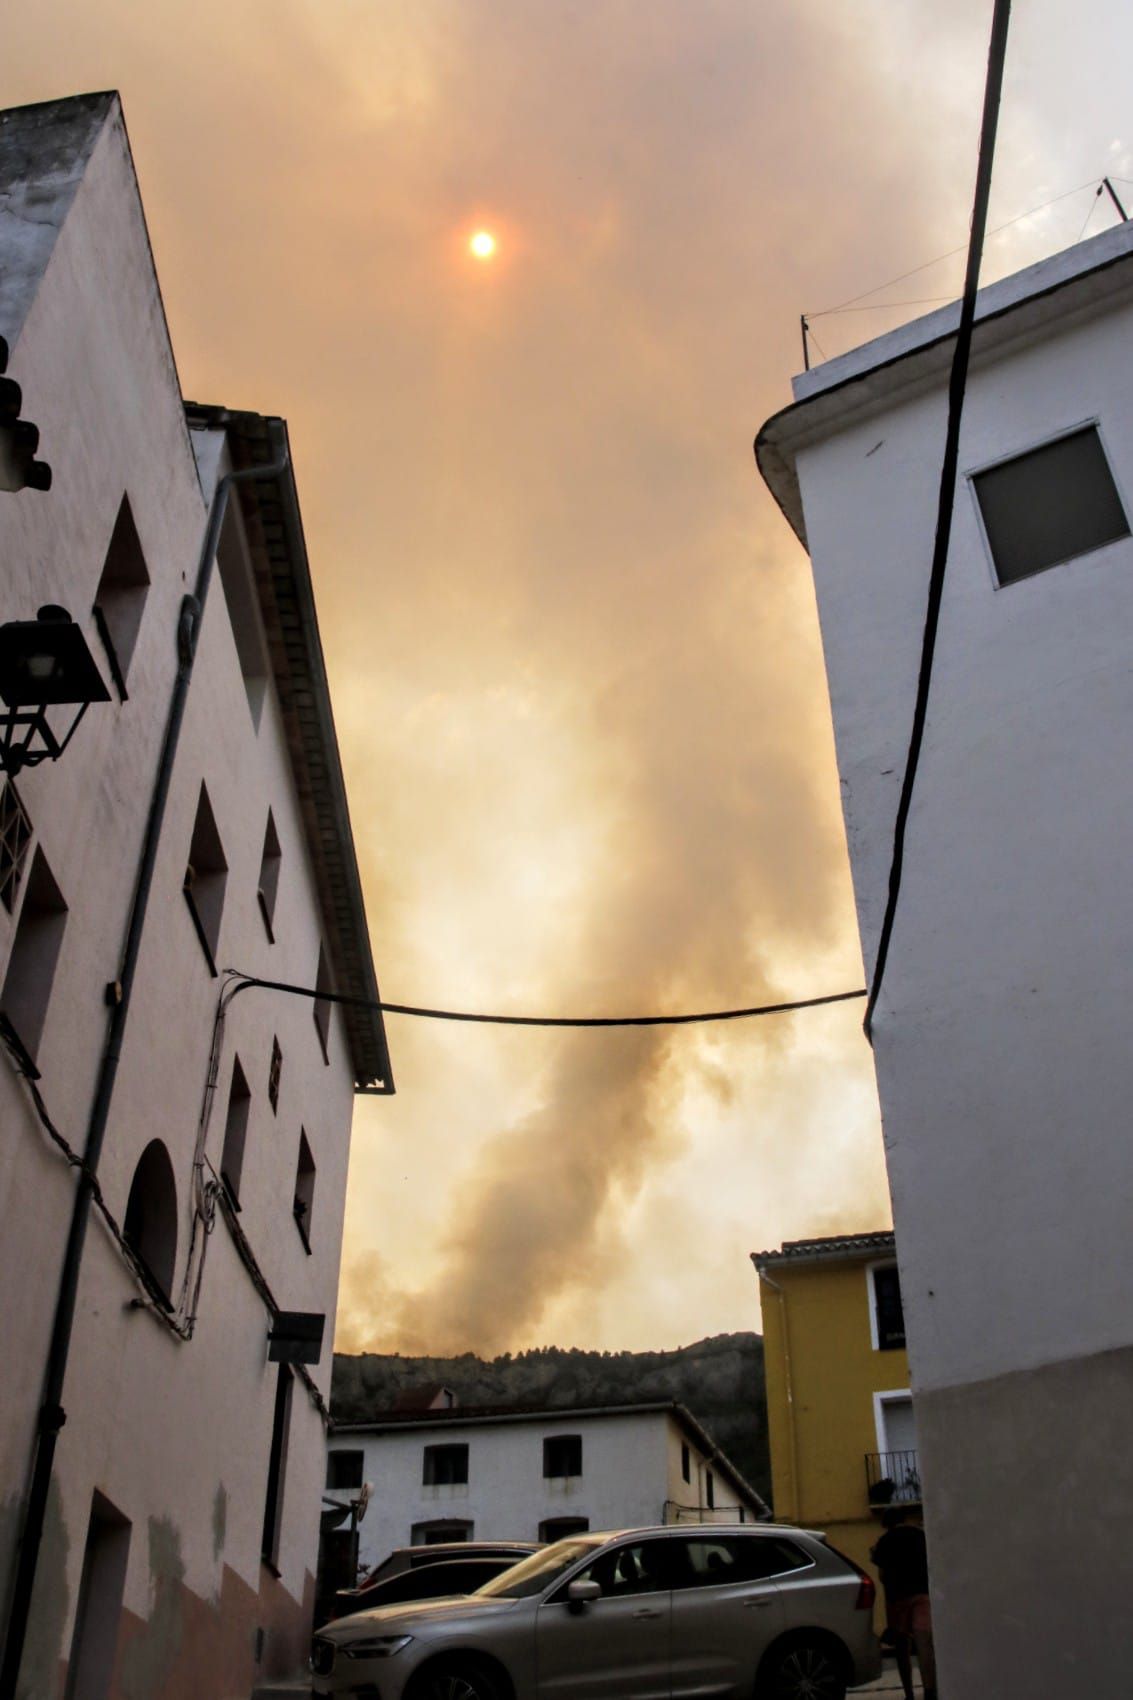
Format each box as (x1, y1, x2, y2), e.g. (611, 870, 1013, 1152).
(756, 218, 1133, 1699)
(327, 1401, 768, 1576)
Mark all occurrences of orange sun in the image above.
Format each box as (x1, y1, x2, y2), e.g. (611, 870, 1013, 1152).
(469, 230, 497, 260)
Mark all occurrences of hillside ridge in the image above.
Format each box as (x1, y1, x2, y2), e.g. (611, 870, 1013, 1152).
(332, 1331, 769, 1501)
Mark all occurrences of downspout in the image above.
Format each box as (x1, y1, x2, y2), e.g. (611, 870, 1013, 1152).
(0, 446, 289, 1700)
(758, 1267, 801, 1524)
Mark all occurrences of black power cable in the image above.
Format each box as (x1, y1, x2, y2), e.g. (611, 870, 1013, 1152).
(863, 0, 1013, 1040)
(225, 972, 867, 1029)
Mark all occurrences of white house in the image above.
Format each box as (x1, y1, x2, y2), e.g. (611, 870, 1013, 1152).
(327, 1402, 768, 1575)
(0, 93, 391, 1698)
(756, 218, 1133, 1696)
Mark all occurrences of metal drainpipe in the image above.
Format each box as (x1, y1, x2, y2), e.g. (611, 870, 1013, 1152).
(0, 446, 289, 1700)
(758, 1268, 800, 1524)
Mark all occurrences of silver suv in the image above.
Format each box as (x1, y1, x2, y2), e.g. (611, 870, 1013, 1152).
(311, 1523, 881, 1700)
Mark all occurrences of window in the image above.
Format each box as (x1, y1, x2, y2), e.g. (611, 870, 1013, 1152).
(183, 784, 227, 973)
(257, 811, 281, 942)
(670, 1535, 811, 1590)
(872, 1264, 906, 1350)
(560, 1538, 668, 1601)
(705, 1470, 715, 1510)
(423, 1444, 468, 1486)
(64, 1492, 131, 1700)
(681, 1442, 691, 1484)
(262, 1365, 294, 1569)
(123, 1139, 178, 1308)
(543, 1434, 582, 1479)
(411, 1519, 473, 1545)
(219, 1056, 251, 1207)
(313, 942, 333, 1064)
(326, 1450, 364, 1491)
(268, 1036, 282, 1114)
(217, 514, 270, 729)
(973, 425, 1130, 587)
(0, 844, 68, 1069)
(293, 1129, 315, 1251)
(92, 494, 149, 696)
(0, 782, 32, 912)
(539, 1517, 590, 1542)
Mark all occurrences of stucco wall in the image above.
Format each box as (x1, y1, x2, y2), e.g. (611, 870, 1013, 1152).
(0, 97, 365, 1698)
(782, 245, 1133, 1696)
(795, 291, 1133, 1396)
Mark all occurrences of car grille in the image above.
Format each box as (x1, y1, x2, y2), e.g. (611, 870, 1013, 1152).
(310, 1636, 335, 1676)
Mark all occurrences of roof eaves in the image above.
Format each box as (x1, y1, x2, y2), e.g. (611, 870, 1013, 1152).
(756, 221, 1133, 554)
(184, 403, 393, 1094)
(752, 1230, 896, 1270)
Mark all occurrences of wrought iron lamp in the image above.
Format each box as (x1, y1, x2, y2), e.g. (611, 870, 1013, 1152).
(0, 605, 110, 775)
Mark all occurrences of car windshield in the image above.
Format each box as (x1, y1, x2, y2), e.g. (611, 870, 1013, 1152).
(475, 1538, 600, 1600)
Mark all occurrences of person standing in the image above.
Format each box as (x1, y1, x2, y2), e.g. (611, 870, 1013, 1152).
(870, 1506, 937, 1700)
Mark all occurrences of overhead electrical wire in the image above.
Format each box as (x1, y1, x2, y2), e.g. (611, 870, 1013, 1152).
(807, 171, 1097, 323)
(225, 972, 868, 1029)
(863, 0, 1013, 1040)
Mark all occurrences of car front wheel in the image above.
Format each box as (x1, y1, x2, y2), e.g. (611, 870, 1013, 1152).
(756, 1634, 847, 1700)
(407, 1656, 508, 1700)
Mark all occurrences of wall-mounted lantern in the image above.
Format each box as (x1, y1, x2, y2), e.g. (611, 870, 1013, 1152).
(0, 605, 110, 776)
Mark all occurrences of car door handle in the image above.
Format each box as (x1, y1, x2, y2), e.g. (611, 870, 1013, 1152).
(743, 1599, 775, 1609)
(632, 1607, 664, 1619)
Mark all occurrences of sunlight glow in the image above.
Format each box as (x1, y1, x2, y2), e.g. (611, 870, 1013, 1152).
(470, 230, 497, 260)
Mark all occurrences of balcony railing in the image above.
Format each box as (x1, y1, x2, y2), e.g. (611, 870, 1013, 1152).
(865, 1449, 921, 1507)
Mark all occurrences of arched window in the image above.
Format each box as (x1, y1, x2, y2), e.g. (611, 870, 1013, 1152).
(123, 1139, 178, 1307)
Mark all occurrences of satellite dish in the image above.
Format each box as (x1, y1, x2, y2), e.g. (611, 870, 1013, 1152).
(356, 1482, 372, 1523)
(320, 1503, 350, 1532)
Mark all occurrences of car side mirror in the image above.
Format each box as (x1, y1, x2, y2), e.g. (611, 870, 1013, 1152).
(567, 1580, 602, 1612)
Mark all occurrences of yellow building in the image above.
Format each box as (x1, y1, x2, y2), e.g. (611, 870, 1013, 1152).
(752, 1232, 918, 1621)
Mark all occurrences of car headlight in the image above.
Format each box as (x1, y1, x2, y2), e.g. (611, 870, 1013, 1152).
(343, 1634, 414, 1661)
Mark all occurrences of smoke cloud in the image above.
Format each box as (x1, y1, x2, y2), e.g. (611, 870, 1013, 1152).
(8, 0, 1128, 1353)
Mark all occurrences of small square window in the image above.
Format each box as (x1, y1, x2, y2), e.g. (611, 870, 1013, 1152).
(543, 1435, 582, 1479)
(973, 425, 1130, 587)
(92, 494, 150, 697)
(423, 1444, 468, 1486)
(257, 811, 281, 942)
(0, 783, 33, 913)
(313, 943, 332, 1064)
(327, 1450, 364, 1491)
(0, 844, 68, 1070)
(217, 516, 270, 730)
(220, 1056, 251, 1207)
(293, 1128, 315, 1252)
(183, 784, 227, 974)
(268, 1036, 282, 1114)
(873, 1264, 906, 1350)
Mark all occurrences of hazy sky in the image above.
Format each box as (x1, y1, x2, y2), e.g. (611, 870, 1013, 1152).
(7, 0, 1131, 1354)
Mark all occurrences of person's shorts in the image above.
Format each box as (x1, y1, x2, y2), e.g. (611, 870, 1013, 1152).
(889, 1594, 932, 1636)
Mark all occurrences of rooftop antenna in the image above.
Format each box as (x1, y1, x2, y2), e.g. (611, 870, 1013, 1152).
(1102, 176, 1129, 221)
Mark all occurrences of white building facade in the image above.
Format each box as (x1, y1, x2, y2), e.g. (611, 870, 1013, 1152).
(0, 94, 391, 1698)
(328, 1403, 768, 1575)
(757, 220, 1133, 1697)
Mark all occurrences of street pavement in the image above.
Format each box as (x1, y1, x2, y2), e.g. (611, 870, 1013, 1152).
(852, 1657, 924, 1694)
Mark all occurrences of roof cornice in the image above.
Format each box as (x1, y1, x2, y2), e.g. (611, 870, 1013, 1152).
(756, 220, 1133, 550)
(185, 403, 393, 1093)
